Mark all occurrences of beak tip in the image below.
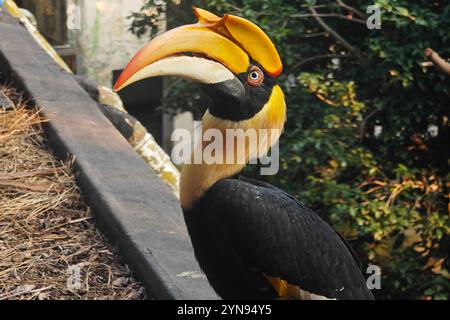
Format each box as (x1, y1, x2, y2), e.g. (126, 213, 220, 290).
(114, 74, 126, 92)
(113, 82, 125, 92)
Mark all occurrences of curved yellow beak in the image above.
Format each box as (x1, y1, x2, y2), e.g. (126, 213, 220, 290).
(192, 7, 282, 77)
(114, 7, 282, 92)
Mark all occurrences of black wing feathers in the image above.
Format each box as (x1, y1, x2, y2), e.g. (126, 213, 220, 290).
(203, 177, 374, 300)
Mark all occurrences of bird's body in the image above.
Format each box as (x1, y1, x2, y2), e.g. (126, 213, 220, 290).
(115, 7, 375, 300)
(184, 176, 374, 300)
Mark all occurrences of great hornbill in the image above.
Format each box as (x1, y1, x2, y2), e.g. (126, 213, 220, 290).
(115, 7, 374, 300)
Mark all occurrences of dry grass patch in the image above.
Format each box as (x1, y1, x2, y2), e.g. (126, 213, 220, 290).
(0, 86, 145, 300)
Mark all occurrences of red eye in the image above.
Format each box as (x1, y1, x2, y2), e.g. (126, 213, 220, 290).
(247, 66, 264, 87)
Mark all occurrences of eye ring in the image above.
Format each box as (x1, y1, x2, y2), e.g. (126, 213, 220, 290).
(247, 66, 264, 87)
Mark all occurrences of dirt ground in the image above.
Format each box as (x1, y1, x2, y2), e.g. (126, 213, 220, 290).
(0, 85, 146, 300)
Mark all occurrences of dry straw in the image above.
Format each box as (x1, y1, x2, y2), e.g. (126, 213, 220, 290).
(0, 85, 145, 300)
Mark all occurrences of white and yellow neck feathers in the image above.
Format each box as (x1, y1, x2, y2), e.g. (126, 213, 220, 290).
(180, 85, 286, 209)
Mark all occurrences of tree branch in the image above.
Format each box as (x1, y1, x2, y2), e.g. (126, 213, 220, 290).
(291, 13, 366, 24)
(298, 32, 328, 38)
(424, 48, 450, 75)
(292, 54, 351, 70)
(359, 108, 381, 142)
(336, 0, 366, 19)
(308, 6, 367, 65)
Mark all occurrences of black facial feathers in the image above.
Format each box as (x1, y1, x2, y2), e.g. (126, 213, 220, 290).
(199, 65, 276, 121)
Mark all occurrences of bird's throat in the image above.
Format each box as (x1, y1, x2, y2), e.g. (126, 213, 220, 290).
(180, 85, 286, 209)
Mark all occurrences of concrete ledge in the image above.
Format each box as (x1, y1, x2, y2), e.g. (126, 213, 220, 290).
(0, 90, 14, 109)
(0, 9, 218, 300)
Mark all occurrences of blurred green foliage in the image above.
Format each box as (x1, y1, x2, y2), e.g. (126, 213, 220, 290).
(129, 0, 450, 299)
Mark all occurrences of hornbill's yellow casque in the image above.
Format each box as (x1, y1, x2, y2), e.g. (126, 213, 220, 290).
(115, 7, 374, 300)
